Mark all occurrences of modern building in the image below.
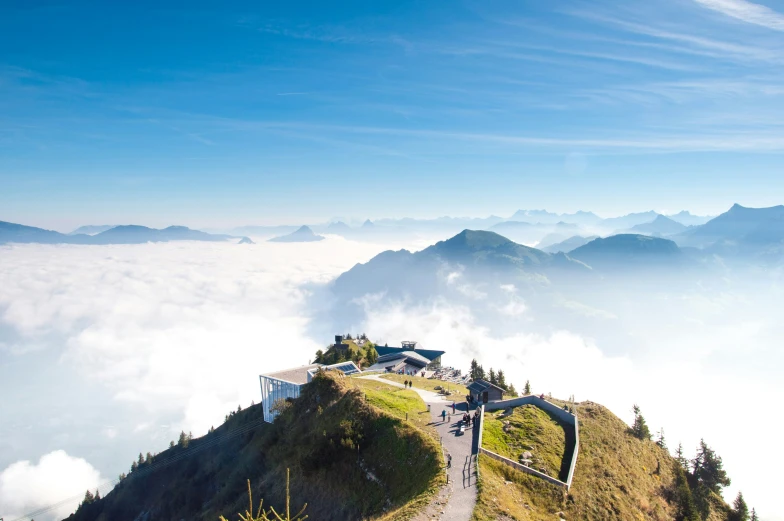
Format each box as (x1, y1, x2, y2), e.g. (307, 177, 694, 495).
(259, 361, 360, 423)
(467, 379, 506, 404)
(364, 350, 434, 374)
(373, 342, 445, 369)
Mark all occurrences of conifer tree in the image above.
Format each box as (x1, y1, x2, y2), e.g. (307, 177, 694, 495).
(728, 492, 749, 521)
(146, 452, 153, 464)
(751, 508, 759, 521)
(656, 428, 667, 449)
(170, 440, 175, 448)
(496, 370, 507, 390)
(692, 439, 730, 494)
(178, 430, 188, 448)
(137, 452, 144, 466)
(673, 464, 700, 521)
(675, 442, 689, 471)
(131, 460, 138, 472)
(94, 489, 101, 501)
(631, 404, 652, 440)
(692, 482, 712, 521)
(489, 368, 497, 385)
(508, 383, 518, 397)
(470, 359, 479, 380)
(82, 490, 95, 505)
(524, 380, 531, 395)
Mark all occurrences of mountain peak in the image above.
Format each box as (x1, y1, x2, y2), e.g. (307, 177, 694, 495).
(269, 225, 325, 243)
(441, 229, 514, 250)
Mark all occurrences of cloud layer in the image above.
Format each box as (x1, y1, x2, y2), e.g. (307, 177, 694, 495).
(0, 450, 102, 521)
(1, 238, 782, 519)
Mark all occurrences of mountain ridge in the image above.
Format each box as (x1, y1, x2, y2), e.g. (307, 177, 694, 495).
(0, 220, 239, 245)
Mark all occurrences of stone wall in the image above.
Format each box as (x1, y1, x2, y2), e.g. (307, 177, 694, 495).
(480, 395, 580, 489)
(479, 448, 569, 489)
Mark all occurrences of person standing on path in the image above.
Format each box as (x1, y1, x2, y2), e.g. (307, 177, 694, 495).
(452, 402, 456, 413)
(447, 453, 452, 468)
(442, 409, 447, 422)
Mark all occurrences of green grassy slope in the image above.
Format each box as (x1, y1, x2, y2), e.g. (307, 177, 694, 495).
(473, 401, 730, 521)
(482, 404, 568, 480)
(65, 372, 442, 521)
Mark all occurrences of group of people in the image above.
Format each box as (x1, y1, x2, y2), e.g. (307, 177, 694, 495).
(461, 411, 480, 427)
(440, 408, 480, 427)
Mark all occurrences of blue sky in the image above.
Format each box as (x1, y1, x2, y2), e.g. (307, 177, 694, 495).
(2, 0, 784, 230)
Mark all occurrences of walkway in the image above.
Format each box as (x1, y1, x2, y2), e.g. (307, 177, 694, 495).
(359, 374, 478, 521)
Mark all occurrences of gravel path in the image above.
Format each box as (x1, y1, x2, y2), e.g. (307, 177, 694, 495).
(360, 375, 479, 521)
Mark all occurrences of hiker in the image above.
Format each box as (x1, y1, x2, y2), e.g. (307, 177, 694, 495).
(452, 402, 456, 414)
(404, 379, 409, 388)
(441, 409, 447, 422)
(447, 453, 452, 468)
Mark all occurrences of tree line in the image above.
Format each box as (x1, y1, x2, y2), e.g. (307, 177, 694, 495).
(631, 405, 757, 521)
(469, 359, 520, 397)
(314, 338, 378, 367)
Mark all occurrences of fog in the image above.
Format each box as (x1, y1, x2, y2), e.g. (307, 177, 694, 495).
(0, 236, 781, 519)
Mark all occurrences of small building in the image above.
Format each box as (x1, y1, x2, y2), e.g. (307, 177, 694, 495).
(467, 379, 505, 404)
(333, 334, 350, 352)
(259, 361, 360, 423)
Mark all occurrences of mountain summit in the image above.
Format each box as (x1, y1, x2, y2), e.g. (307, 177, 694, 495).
(569, 234, 682, 269)
(629, 215, 688, 236)
(675, 203, 784, 252)
(268, 225, 325, 243)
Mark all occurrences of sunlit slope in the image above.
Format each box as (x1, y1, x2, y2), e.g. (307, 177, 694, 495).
(65, 372, 442, 521)
(474, 401, 730, 521)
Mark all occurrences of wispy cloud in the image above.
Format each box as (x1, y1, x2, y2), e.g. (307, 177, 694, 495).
(572, 11, 782, 63)
(694, 0, 784, 31)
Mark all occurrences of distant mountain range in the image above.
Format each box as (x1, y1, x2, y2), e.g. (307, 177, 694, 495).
(541, 235, 599, 253)
(268, 225, 325, 243)
(0, 221, 244, 245)
(569, 234, 683, 269)
(675, 204, 784, 248)
(666, 210, 712, 226)
(628, 215, 688, 236)
(509, 209, 602, 226)
(69, 224, 116, 235)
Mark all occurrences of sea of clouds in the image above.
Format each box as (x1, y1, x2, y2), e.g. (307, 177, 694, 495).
(0, 237, 781, 520)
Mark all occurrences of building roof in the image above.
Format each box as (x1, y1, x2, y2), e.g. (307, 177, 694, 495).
(374, 345, 445, 362)
(467, 379, 506, 394)
(376, 350, 431, 365)
(262, 364, 321, 385)
(313, 361, 361, 376)
(262, 361, 361, 385)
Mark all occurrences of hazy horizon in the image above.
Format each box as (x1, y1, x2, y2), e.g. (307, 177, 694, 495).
(1, 204, 728, 234)
(3, 0, 784, 519)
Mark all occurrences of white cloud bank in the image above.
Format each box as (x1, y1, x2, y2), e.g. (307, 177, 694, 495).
(361, 299, 783, 520)
(0, 238, 782, 519)
(0, 450, 102, 521)
(695, 0, 784, 30)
